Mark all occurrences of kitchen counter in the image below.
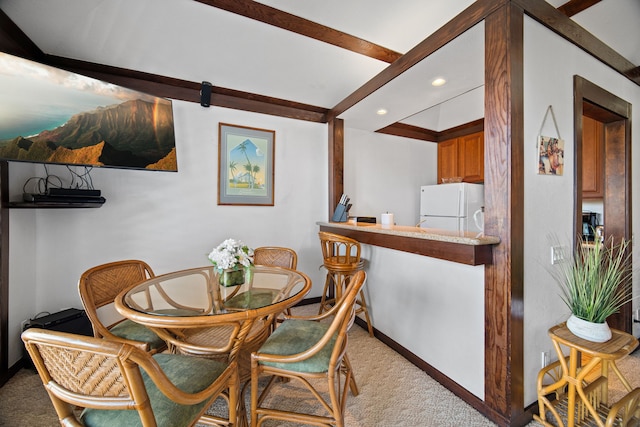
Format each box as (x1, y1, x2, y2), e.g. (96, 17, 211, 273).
(317, 221, 500, 265)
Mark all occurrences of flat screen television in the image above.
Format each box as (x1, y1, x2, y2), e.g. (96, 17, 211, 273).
(0, 52, 177, 171)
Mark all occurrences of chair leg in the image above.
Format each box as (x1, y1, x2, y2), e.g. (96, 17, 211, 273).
(318, 272, 336, 314)
(330, 358, 354, 427)
(356, 289, 374, 337)
(342, 353, 359, 396)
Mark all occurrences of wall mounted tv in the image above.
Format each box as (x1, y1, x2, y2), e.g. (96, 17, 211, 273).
(0, 52, 177, 171)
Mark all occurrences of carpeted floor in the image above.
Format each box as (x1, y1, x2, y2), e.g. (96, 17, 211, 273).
(2, 306, 639, 426)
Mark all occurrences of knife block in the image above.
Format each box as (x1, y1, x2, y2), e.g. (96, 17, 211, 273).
(331, 203, 349, 222)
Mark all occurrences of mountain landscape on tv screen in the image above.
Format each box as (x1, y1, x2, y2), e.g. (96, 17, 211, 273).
(0, 99, 178, 171)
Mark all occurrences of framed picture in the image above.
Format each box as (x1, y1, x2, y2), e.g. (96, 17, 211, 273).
(537, 135, 565, 176)
(218, 123, 275, 206)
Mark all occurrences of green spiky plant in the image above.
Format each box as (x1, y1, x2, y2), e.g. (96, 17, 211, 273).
(553, 235, 633, 324)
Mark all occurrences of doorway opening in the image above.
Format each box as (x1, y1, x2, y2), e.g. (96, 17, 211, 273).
(574, 75, 632, 333)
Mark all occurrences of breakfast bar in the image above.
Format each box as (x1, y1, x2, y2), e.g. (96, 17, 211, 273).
(317, 221, 500, 265)
(316, 220, 500, 402)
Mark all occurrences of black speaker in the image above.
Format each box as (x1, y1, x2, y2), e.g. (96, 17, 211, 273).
(23, 308, 93, 369)
(200, 81, 212, 107)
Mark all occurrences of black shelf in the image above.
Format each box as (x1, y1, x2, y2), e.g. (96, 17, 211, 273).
(8, 201, 103, 209)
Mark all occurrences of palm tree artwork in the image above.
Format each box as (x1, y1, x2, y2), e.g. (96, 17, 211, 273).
(219, 124, 273, 205)
(225, 137, 267, 195)
(228, 161, 238, 185)
(238, 140, 255, 188)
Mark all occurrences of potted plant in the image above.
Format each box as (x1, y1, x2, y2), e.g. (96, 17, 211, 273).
(551, 234, 633, 342)
(208, 238, 254, 287)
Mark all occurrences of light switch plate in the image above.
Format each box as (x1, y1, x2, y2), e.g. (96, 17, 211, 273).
(551, 246, 566, 264)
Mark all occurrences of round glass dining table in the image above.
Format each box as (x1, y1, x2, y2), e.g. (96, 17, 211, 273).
(114, 265, 311, 377)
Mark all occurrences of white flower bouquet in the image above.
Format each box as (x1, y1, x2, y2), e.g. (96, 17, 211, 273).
(208, 238, 254, 272)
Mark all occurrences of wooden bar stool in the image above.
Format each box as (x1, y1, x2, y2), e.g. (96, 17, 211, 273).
(318, 231, 374, 337)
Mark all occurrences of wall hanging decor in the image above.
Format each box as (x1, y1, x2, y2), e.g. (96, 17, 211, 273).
(218, 123, 275, 206)
(537, 105, 564, 176)
(0, 52, 177, 172)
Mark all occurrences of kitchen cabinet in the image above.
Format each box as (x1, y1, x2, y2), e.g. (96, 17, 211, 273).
(582, 116, 604, 199)
(437, 131, 484, 184)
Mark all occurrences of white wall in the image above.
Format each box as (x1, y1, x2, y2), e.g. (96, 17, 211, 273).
(523, 17, 640, 405)
(344, 128, 438, 225)
(363, 244, 486, 398)
(7, 102, 328, 365)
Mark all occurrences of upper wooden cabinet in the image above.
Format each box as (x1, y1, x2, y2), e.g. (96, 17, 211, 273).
(582, 116, 604, 199)
(437, 131, 484, 184)
(437, 138, 459, 181)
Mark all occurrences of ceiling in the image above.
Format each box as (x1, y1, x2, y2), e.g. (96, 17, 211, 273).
(0, 0, 638, 134)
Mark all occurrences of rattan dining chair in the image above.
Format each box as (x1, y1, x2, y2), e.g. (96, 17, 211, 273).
(250, 270, 366, 427)
(253, 247, 297, 270)
(318, 231, 373, 337)
(22, 328, 239, 427)
(253, 246, 298, 319)
(78, 259, 166, 353)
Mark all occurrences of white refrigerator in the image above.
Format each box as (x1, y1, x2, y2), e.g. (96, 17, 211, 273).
(419, 183, 484, 233)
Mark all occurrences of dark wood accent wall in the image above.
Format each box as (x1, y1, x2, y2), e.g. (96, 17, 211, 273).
(484, 3, 525, 426)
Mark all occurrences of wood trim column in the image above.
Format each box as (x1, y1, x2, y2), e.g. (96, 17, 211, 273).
(484, 3, 525, 425)
(328, 118, 344, 218)
(0, 161, 9, 386)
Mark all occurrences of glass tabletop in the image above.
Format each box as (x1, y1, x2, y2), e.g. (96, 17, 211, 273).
(120, 265, 310, 318)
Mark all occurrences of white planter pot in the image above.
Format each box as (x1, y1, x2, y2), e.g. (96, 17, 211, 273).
(566, 314, 611, 342)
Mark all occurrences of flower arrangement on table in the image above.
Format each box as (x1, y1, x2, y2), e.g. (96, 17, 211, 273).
(208, 238, 254, 286)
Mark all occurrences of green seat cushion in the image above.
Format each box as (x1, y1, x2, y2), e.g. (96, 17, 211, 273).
(258, 319, 336, 373)
(110, 319, 165, 351)
(81, 353, 229, 427)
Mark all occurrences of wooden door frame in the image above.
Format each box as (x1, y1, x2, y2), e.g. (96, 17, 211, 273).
(573, 75, 632, 332)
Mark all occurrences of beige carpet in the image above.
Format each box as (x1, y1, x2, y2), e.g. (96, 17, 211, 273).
(3, 306, 639, 426)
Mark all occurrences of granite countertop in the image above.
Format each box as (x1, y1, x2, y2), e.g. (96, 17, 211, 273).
(316, 221, 500, 246)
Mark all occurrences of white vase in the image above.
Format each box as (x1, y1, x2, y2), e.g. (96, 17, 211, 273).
(566, 314, 611, 342)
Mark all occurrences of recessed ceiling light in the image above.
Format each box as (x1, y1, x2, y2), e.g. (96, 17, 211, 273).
(376, 109, 388, 115)
(432, 78, 446, 87)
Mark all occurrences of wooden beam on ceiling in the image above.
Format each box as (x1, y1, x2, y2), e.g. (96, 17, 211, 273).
(626, 65, 640, 81)
(194, 0, 402, 64)
(515, 0, 640, 85)
(557, 0, 602, 17)
(376, 118, 484, 143)
(376, 123, 439, 142)
(0, 8, 329, 122)
(46, 55, 328, 123)
(327, 0, 505, 121)
(0, 8, 44, 61)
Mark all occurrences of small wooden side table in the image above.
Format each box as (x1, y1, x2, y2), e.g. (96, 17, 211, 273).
(535, 322, 640, 427)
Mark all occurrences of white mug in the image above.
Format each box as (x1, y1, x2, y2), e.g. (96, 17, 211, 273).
(473, 207, 484, 232)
